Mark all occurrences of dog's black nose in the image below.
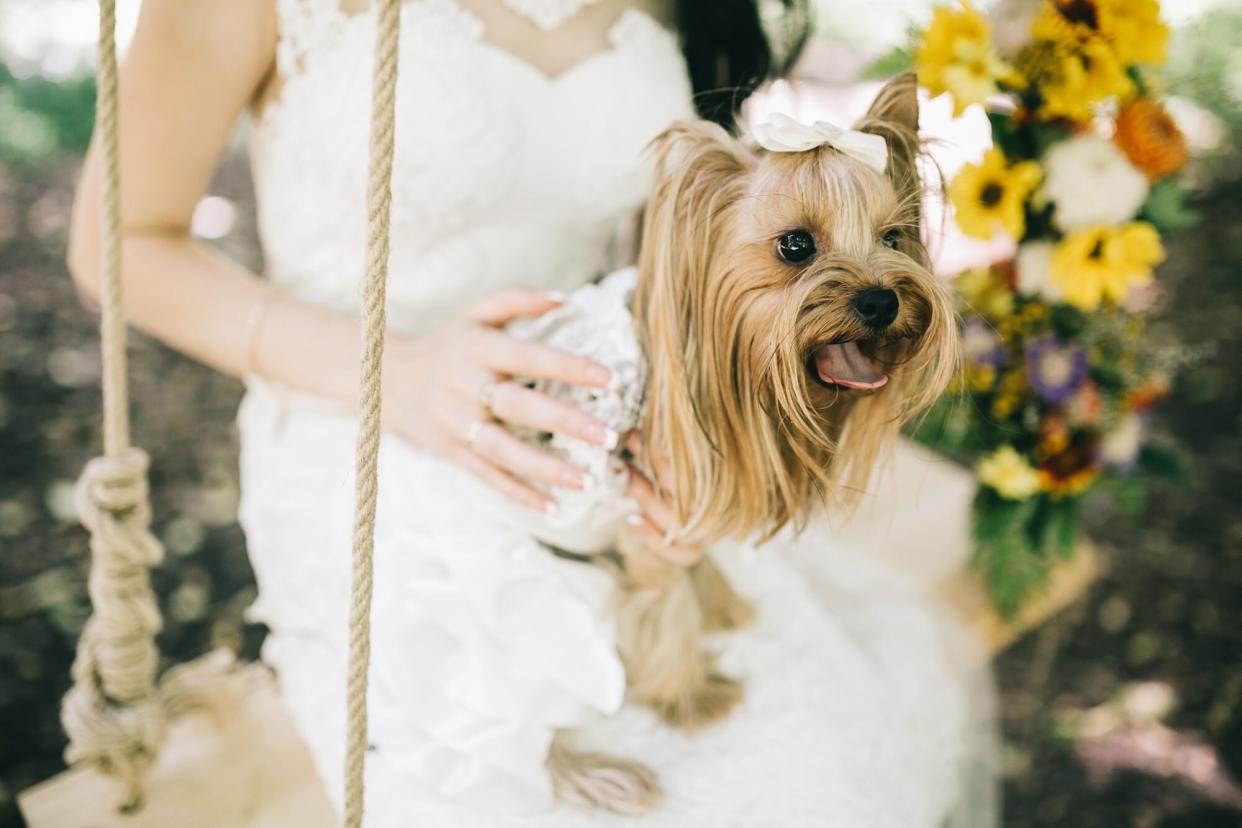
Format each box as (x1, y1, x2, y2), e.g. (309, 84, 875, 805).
(853, 288, 899, 329)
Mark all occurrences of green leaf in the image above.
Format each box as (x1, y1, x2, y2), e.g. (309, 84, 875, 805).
(1050, 304, 1086, 339)
(970, 489, 1050, 618)
(1091, 363, 1126, 392)
(860, 45, 916, 80)
(1042, 498, 1080, 559)
(1025, 494, 1052, 552)
(987, 111, 1021, 157)
(1140, 178, 1201, 231)
(1029, 122, 1069, 157)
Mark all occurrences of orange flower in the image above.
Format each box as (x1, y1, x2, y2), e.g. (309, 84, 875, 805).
(1128, 377, 1170, 411)
(1114, 99, 1188, 181)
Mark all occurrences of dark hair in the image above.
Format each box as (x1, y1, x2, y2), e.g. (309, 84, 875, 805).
(675, 0, 814, 131)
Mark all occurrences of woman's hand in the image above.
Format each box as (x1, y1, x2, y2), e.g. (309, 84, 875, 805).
(623, 433, 704, 567)
(383, 288, 616, 512)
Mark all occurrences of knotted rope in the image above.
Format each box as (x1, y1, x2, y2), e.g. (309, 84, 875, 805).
(60, 0, 233, 811)
(343, 0, 402, 825)
(63, 0, 399, 819)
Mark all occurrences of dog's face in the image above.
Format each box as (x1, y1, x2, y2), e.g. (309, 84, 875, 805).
(634, 74, 958, 544)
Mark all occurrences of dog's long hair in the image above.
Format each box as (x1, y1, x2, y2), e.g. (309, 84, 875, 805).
(632, 74, 958, 545)
(550, 75, 961, 815)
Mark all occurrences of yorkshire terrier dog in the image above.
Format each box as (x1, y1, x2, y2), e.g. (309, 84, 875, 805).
(478, 73, 958, 813)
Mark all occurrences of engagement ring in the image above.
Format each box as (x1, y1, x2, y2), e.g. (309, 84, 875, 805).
(478, 378, 500, 415)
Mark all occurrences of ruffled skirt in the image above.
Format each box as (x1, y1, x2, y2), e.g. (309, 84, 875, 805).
(237, 380, 998, 827)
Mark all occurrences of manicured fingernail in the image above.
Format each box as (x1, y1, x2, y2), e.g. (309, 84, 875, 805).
(626, 513, 645, 527)
(561, 468, 585, 489)
(544, 290, 566, 303)
(601, 427, 620, 451)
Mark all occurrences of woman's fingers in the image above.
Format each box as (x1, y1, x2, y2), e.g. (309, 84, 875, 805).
(467, 420, 586, 491)
(489, 382, 615, 447)
(624, 462, 703, 565)
(464, 287, 564, 326)
(624, 513, 703, 566)
(625, 463, 679, 535)
(625, 431, 673, 485)
(452, 448, 549, 512)
(476, 328, 611, 388)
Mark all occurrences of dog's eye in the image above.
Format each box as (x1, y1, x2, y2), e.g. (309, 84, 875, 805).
(777, 230, 816, 263)
(881, 229, 901, 250)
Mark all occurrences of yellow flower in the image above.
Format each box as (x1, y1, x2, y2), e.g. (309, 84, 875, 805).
(917, 1, 1020, 117)
(1050, 222, 1165, 311)
(1033, 0, 1168, 66)
(992, 393, 1019, 419)
(950, 149, 1043, 240)
(1036, 40, 1132, 121)
(1100, 0, 1169, 64)
(977, 446, 1043, 499)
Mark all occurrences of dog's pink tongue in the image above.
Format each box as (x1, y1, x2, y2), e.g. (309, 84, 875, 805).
(814, 342, 889, 390)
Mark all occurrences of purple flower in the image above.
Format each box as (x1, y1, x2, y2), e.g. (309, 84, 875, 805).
(1025, 334, 1088, 404)
(962, 318, 1005, 367)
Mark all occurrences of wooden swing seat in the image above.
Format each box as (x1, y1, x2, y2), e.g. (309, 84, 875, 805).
(20, 440, 1100, 827)
(20, 664, 337, 828)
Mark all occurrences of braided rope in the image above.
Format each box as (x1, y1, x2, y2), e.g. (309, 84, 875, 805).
(58, 0, 164, 809)
(96, 0, 128, 457)
(343, 0, 402, 824)
(59, 0, 233, 811)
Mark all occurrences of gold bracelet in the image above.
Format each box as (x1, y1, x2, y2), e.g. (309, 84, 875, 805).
(245, 283, 279, 379)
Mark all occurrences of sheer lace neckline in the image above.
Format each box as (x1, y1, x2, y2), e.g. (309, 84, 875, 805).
(258, 0, 679, 134)
(312, 0, 672, 79)
(499, 0, 605, 30)
(455, 3, 672, 83)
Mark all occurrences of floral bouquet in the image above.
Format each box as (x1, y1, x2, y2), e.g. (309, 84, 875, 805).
(895, 0, 1194, 615)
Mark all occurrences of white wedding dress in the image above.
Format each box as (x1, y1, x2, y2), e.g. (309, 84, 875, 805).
(236, 1, 998, 825)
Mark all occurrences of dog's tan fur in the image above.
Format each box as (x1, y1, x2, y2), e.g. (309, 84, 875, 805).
(548, 74, 960, 813)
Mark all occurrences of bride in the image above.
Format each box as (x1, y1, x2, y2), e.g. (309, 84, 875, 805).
(66, 0, 997, 824)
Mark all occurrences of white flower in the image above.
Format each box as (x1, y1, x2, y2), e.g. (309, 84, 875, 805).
(1043, 134, 1150, 232)
(1015, 240, 1063, 302)
(989, 0, 1042, 60)
(752, 113, 889, 172)
(1101, 413, 1143, 467)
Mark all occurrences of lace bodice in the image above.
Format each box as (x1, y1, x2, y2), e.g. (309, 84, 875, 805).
(248, 0, 696, 332)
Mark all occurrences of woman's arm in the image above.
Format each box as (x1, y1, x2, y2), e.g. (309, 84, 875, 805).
(67, 0, 697, 562)
(66, 0, 367, 404)
(65, 0, 615, 509)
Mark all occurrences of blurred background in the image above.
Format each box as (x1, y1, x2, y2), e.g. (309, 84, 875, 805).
(0, 1, 1239, 825)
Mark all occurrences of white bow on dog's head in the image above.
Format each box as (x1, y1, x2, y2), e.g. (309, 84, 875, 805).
(752, 112, 889, 173)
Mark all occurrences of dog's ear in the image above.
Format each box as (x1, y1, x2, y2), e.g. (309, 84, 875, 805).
(861, 72, 919, 133)
(632, 121, 753, 539)
(633, 120, 752, 360)
(855, 73, 925, 261)
(636, 121, 752, 286)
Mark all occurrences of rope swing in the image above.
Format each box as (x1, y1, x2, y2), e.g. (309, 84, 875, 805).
(59, 0, 195, 810)
(59, 0, 402, 823)
(343, 0, 402, 824)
